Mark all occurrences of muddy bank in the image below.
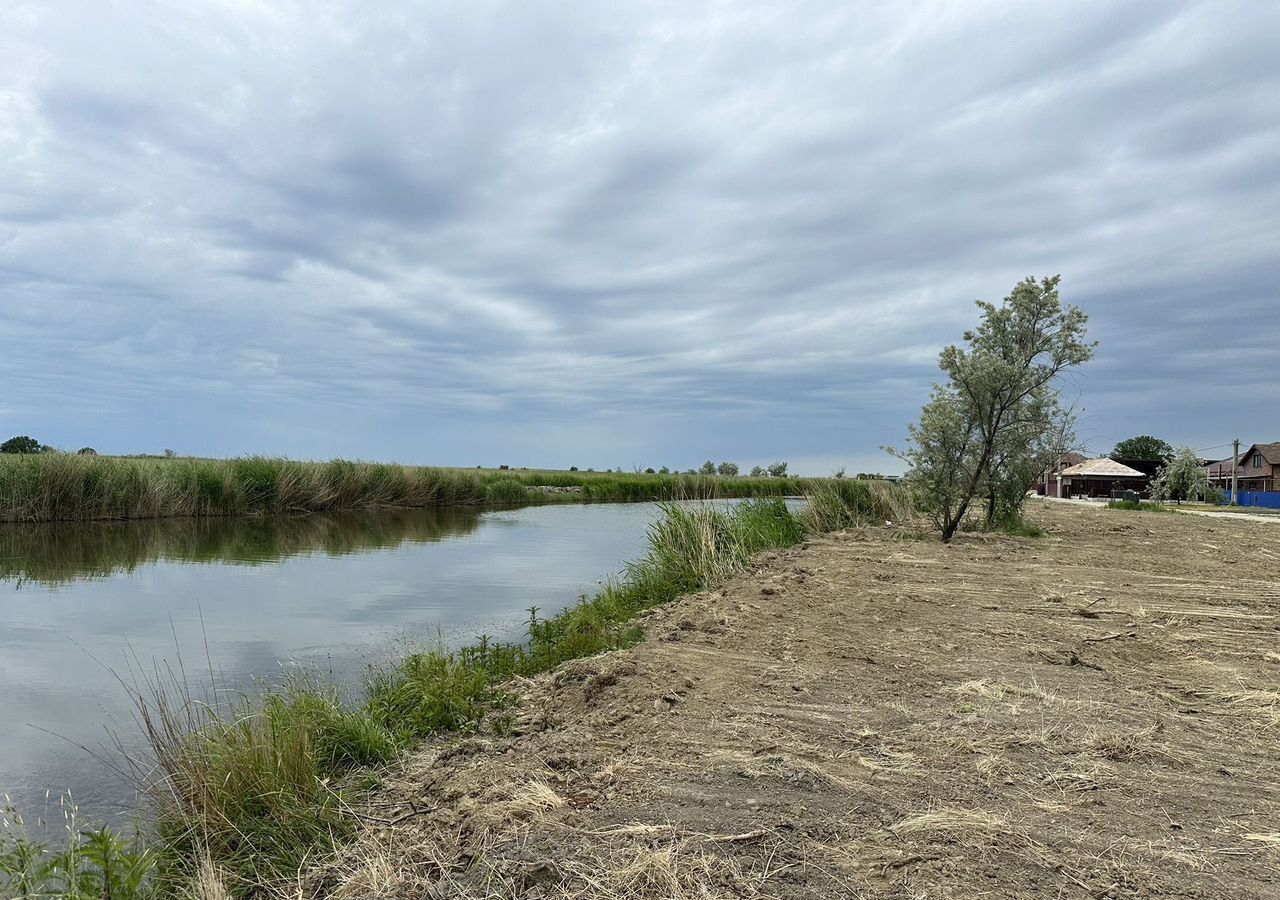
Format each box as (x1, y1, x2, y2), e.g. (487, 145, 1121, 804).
(310, 501, 1280, 899)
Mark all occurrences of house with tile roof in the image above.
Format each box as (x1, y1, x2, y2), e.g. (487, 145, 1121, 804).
(1058, 457, 1148, 499)
(1203, 443, 1280, 493)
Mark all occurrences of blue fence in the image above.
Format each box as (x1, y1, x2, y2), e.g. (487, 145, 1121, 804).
(1224, 491, 1280, 509)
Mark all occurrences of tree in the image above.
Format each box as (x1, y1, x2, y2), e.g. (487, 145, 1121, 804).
(892, 276, 1094, 542)
(716, 462, 739, 476)
(0, 435, 41, 454)
(749, 465, 765, 477)
(658, 466, 670, 474)
(699, 460, 716, 475)
(1111, 435, 1172, 461)
(766, 461, 788, 477)
(833, 467, 846, 479)
(1150, 446, 1214, 503)
(78, 447, 97, 456)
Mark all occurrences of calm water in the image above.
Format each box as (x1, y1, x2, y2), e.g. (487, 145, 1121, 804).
(0, 502, 689, 826)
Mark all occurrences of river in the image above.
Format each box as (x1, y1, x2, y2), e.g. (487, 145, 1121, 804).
(0, 501, 697, 827)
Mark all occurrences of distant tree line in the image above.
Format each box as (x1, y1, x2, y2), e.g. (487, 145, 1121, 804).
(578, 461, 793, 477)
(0, 435, 69, 455)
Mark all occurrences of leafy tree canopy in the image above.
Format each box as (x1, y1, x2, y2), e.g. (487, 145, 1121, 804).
(1150, 447, 1214, 503)
(892, 275, 1095, 541)
(0, 435, 41, 454)
(1111, 435, 1172, 461)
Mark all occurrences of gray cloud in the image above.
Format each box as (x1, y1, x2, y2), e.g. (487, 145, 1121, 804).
(2, 0, 1277, 471)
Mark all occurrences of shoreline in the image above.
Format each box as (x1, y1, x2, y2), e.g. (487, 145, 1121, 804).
(2, 484, 910, 898)
(305, 500, 1280, 898)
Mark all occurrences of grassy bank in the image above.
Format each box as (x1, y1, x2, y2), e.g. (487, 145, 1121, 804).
(0, 454, 824, 523)
(1, 481, 912, 899)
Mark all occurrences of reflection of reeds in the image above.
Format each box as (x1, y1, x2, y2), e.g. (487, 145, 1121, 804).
(0, 454, 825, 523)
(0, 508, 482, 586)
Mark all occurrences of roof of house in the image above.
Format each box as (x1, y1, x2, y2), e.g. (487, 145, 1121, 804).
(1242, 442, 1280, 465)
(1061, 457, 1146, 478)
(1204, 456, 1236, 474)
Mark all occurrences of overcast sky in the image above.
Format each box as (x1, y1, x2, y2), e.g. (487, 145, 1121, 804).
(2, 1, 1277, 473)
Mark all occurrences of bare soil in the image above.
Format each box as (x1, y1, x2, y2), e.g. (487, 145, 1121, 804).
(312, 501, 1280, 899)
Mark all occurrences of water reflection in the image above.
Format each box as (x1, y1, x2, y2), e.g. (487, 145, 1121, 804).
(0, 502, 669, 824)
(0, 508, 482, 586)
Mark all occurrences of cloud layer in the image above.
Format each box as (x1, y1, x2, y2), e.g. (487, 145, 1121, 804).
(3, 1, 1277, 472)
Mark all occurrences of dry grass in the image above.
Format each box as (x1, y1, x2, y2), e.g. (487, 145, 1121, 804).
(888, 807, 1009, 837)
(558, 840, 757, 900)
(1087, 727, 1175, 762)
(188, 856, 234, 900)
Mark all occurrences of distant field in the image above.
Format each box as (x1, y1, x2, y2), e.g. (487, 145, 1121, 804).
(0, 454, 834, 523)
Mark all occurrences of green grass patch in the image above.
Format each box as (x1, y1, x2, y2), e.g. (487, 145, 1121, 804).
(1, 800, 154, 900)
(1106, 499, 1177, 513)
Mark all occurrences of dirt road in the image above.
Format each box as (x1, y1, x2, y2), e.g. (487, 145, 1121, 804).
(316, 501, 1280, 899)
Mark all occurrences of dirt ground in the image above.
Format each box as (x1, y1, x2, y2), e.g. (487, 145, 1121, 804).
(312, 500, 1280, 899)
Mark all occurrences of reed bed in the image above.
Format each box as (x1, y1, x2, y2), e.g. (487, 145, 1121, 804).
(797, 478, 919, 532)
(0, 455, 823, 523)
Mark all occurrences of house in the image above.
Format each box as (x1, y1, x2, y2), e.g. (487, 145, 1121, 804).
(1203, 442, 1280, 493)
(1204, 456, 1236, 490)
(1037, 452, 1086, 497)
(1058, 457, 1148, 499)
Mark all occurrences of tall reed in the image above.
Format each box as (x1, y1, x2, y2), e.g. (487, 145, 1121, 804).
(0, 454, 823, 523)
(798, 478, 917, 532)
